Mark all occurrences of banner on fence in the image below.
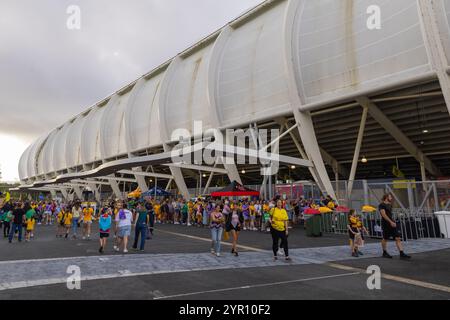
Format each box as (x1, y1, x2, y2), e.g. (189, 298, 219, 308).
(393, 179, 416, 189)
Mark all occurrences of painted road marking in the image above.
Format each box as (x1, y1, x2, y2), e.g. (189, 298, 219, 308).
(153, 272, 360, 300)
(326, 263, 450, 294)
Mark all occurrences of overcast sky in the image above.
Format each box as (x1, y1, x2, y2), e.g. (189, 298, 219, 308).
(0, 0, 263, 181)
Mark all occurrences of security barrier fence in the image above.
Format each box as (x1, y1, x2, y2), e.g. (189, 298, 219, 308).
(319, 209, 444, 241)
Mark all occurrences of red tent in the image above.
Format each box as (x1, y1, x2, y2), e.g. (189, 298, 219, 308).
(211, 181, 260, 197)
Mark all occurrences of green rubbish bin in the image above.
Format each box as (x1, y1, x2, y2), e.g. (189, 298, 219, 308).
(306, 214, 323, 237)
(321, 213, 334, 232)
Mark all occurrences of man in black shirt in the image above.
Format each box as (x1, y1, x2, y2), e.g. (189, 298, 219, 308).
(9, 202, 25, 243)
(379, 194, 411, 259)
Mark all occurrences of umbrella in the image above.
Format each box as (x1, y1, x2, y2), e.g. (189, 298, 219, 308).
(362, 205, 376, 212)
(319, 207, 333, 214)
(128, 187, 142, 199)
(335, 206, 350, 213)
(304, 208, 321, 215)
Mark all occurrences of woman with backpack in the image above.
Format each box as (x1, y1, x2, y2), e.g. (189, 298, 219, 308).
(114, 203, 133, 254)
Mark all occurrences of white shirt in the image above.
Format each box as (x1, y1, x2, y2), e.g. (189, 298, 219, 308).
(115, 209, 133, 228)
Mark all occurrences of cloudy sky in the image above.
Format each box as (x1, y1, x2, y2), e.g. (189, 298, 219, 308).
(0, 0, 263, 181)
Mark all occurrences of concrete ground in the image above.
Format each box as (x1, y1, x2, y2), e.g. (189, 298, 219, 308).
(0, 223, 449, 300)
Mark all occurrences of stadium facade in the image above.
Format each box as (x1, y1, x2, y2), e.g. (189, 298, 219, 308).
(17, 0, 450, 202)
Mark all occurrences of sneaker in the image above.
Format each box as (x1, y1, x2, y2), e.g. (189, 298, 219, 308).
(358, 251, 364, 256)
(400, 253, 412, 260)
(352, 252, 359, 258)
(285, 257, 292, 262)
(234, 252, 239, 257)
(216, 253, 221, 257)
(82, 236, 86, 240)
(273, 256, 278, 261)
(211, 248, 215, 254)
(278, 249, 284, 256)
(114, 247, 120, 252)
(123, 249, 128, 254)
(99, 247, 103, 253)
(383, 252, 393, 259)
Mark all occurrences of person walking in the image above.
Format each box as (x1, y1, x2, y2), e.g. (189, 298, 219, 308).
(62, 209, 73, 240)
(82, 204, 94, 240)
(181, 200, 188, 225)
(132, 203, 149, 252)
(9, 202, 25, 243)
(71, 203, 82, 239)
(98, 208, 112, 254)
(379, 194, 411, 259)
(225, 207, 243, 257)
(114, 203, 133, 253)
(210, 205, 225, 257)
(348, 210, 361, 257)
(2, 207, 12, 238)
(25, 213, 35, 242)
(269, 200, 291, 261)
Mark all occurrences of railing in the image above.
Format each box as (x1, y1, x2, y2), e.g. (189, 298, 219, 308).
(319, 208, 443, 241)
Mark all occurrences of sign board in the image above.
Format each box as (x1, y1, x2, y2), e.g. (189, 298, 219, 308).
(393, 179, 416, 190)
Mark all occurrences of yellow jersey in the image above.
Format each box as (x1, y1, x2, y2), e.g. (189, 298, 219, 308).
(270, 208, 288, 232)
(83, 208, 93, 222)
(64, 213, 73, 226)
(26, 218, 35, 231)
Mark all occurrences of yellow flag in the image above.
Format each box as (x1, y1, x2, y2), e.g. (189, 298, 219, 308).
(392, 166, 405, 178)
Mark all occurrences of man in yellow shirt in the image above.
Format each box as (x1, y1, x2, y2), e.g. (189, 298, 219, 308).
(269, 200, 290, 261)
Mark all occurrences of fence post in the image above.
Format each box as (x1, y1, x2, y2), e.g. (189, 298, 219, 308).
(432, 183, 439, 212)
(363, 180, 369, 205)
(407, 182, 415, 212)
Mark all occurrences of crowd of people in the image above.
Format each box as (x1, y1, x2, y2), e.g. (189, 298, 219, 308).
(0, 193, 410, 260)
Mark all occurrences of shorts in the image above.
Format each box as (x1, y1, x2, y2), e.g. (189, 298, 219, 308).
(84, 220, 92, 224)
(382, 225, 401, 240)
(243, 213, 250, 220)
(348, 228, 358, 240)
(117, 225, 131, 238)
(100, 232, 110, 239)
(250, 215, 256, 220)
(226, 224, 241, 232)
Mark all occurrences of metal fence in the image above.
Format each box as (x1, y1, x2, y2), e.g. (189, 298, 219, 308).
(319, 209, 444, 241)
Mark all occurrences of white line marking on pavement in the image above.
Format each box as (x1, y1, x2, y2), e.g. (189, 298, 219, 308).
(153, 272, 360, 300)
(326, 263, 450, 294)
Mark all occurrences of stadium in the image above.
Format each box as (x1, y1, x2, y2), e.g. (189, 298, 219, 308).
(15, 0, 450, 208)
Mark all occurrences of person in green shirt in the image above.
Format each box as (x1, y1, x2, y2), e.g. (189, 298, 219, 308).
(3, 210, 13, 238)
(181, 201, 189, 225)
(132, 203, 149, 251)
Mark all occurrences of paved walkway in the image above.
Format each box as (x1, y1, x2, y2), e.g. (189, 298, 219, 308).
(2, 238, 450, 292)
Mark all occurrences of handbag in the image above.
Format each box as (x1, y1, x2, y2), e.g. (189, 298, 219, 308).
(222, 231, 230, 241)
